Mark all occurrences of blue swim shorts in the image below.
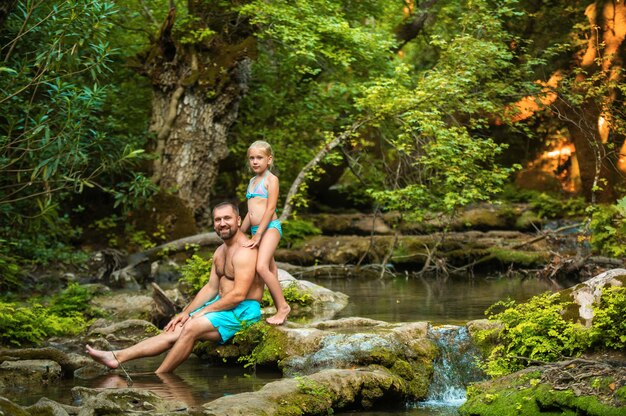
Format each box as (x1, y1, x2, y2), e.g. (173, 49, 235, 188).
(189, 296, 261, 344)
(251, 219, 282, 238)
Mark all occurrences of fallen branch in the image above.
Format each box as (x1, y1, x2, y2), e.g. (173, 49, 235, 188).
(280, 119, 367, 221)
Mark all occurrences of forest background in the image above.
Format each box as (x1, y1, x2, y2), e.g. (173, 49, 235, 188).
(1, 0, 626, 291)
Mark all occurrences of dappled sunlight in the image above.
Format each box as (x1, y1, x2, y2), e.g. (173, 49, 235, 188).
(517, 138, 581, 193)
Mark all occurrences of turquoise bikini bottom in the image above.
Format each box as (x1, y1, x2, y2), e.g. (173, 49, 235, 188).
(250, 219, 282, 238)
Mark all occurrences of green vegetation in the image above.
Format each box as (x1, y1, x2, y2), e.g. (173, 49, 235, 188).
(178, 254, 213, 296)
(476, 286, 626, 377)
(261, 284, 314, 308)
(234, 322, 288, 368)
(280, 219, 322, 248)
(0, 283, 100, 346)
(589, 198, 626, 257)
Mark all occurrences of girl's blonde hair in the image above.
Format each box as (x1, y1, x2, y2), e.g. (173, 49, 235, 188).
(248, 140, 273, 157)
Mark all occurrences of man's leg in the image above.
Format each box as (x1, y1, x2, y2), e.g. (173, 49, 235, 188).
(156, 314, 222, 373)
(86, 324, 184, 369)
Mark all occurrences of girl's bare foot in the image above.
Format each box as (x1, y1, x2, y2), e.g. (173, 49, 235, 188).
(266, 305, 290, 325)
(86, 345, 120, 369)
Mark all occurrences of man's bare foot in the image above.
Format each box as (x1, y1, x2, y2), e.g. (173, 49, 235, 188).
(266, 305, 290, 325)
(86, 345, 120, 369)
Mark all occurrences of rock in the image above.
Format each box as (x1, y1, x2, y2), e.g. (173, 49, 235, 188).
(459, 359, 626, 416)
(565, 268, 626, 327)
(0, 347, 87, 375)
(0, 396, 30, 416)
(277, 232, 550, 269)
(303, 213, 393, 235)
(73, 387, 189, 416)
(26, 397, 78, 416)
(87, 319, 159, 349)
(0, 359, 62, 388)
(202, 368, 406, 415)
(90, 293, 154, 321)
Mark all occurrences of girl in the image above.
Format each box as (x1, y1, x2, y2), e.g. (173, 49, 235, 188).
(241, 141, 290, 325)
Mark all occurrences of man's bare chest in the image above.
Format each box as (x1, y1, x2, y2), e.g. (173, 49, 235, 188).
(214, 255, 235, 280)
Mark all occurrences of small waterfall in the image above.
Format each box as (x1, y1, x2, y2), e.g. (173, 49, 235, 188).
(418, 325, 486, 409)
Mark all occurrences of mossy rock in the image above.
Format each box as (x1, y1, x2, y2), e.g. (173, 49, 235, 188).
(460, 364, 626, 416)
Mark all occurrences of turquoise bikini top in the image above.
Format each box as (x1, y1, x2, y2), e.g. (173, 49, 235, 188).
(246, 171, 269, 199)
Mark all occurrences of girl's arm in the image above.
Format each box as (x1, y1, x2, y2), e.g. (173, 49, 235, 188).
(242, 173, 279, 248)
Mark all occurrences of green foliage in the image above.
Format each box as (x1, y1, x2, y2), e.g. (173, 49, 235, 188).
(235, 322, 287, 369)
(280, 219, 322, 247)
(500, 187, 588, 219)
(0, 1, 153, 264)
(48, 282, 102, 319)
(261, 284, 314, 308)
(478, 286, 626, 377)
(591, 286, 626, 350)
(0, 239, 21, 294)
(357, 0, 538, 217)
(178, 255, 213, 296)
(589, 199, 626, 257)
(478, 292, 592, 376)
(90, 214, 166, 250)
(0, 301, 89, 347)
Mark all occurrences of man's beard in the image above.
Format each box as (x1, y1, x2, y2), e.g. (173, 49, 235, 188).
(218, 227, 236, 240)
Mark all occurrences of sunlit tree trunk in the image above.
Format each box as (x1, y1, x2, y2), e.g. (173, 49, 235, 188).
(140, 4, 255, 226)
(559, 1, 625, 203)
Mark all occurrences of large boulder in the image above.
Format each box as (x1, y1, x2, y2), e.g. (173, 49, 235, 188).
(197, 318, 436, 401)
(202, 368, 406, 415)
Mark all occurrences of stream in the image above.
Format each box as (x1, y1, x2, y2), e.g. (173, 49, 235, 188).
(3, 274, 554, 414)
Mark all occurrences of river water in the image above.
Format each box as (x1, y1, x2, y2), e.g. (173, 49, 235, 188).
(4, 275, 554, 414)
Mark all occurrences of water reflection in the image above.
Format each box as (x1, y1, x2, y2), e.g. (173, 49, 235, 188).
(8, 354, 282, 409)
(311, 275, 554, 324)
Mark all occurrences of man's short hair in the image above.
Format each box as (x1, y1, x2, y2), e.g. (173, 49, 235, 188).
(212, 201, 240, 218)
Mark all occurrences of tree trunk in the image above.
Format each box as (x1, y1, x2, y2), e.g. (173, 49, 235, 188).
(139, 5, 255, 226)
(560, 1, 625, 203)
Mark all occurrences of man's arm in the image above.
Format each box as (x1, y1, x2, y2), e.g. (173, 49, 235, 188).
(195, 246, 257, 315)
(164, 251, 221, 331)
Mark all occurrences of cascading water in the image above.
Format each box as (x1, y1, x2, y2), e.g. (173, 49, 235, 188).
(417, 325, 486, 410)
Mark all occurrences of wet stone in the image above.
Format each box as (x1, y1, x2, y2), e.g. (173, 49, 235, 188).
(0, 359, 62, 388)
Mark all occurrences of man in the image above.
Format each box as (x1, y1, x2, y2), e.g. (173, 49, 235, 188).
(86, 202, 264, 373)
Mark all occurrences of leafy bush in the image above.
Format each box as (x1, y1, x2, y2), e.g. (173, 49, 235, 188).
(280, 219, 321, 248)
(591, 286, 626, 349)
(499, 187, 587, 219)
(261, 284, 313, 308)
(178, 254, 213, 296)
(0, 302, 89, 347)
(589, 199, 626, 257)
(477, 286, 626, 377)
(49, 283, 102, 318)
(478, 292, 592, 376)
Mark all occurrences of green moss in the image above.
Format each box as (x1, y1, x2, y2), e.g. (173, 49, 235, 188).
(487, 247, 549, 267)
(234, 323, 288, 367)
(461, 379, 626, 416)
(275, 380, 333, 416)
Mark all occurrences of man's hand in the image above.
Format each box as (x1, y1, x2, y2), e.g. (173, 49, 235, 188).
(164, 313, 190, 332)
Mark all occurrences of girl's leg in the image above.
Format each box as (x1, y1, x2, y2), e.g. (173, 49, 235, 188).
(257, 228, 290, 325)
